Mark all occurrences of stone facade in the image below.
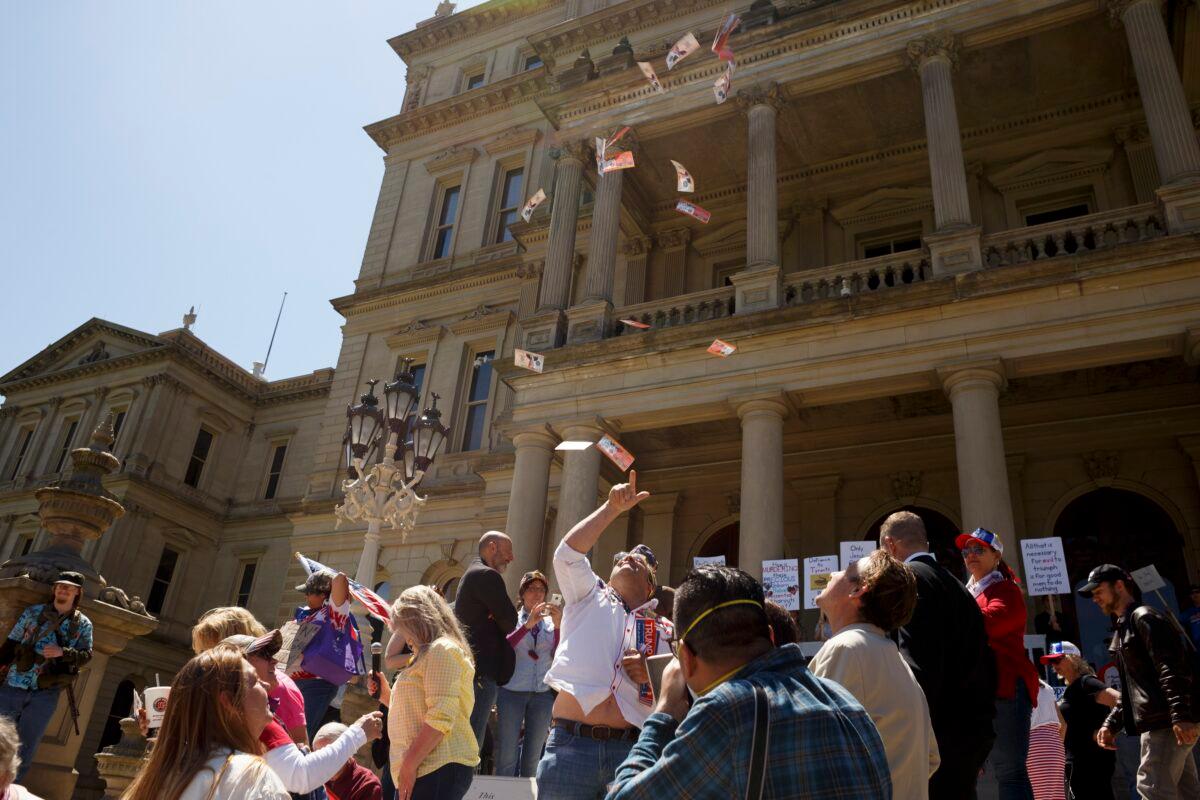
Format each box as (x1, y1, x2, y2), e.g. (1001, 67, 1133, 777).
(4, 0, 1200, 795)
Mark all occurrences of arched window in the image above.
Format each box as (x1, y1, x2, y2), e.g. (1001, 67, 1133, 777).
(867, 506, 964, 580)
(97, 679, 136, 751)
(695, 523, 739, 568)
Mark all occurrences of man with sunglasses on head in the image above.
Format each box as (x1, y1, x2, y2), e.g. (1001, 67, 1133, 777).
(606, 565, 892, 799)
(535, 471, 675, 800)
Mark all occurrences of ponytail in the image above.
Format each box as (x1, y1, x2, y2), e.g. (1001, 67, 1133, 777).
(997, 559, 1021, 586)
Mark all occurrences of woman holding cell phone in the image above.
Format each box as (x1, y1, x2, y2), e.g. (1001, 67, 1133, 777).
(495, 570, 562, 777)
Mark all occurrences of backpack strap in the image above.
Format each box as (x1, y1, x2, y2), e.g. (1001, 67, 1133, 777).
(746, 684, 770, 800)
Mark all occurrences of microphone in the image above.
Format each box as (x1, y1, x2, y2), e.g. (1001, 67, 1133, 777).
(369, 642, 383, 699)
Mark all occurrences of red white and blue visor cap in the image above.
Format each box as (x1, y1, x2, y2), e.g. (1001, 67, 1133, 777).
(954, 528, 1004, 556)
(1040, 641, 1081, 664)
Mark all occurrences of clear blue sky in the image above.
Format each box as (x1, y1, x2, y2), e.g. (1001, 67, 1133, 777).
(1, 1, 485, 390)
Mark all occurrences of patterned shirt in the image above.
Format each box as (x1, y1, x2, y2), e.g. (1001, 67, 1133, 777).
(4, 604, 93, 691)
(606, 644, 892, 800)
(387, 637, 480, 778)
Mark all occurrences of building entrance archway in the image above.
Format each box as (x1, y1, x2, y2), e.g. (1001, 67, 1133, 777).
(868, 505, 965, 580)
(696, 522, 739, 568)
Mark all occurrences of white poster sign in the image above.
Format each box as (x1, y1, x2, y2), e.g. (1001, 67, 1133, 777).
(467, 775, 536, 799)
(762, 558, 801, 611)
(1130, 564, 1166, 593)
(839, 541, 875, 570)
(803, 555, 840, 610)
(1019, 537, 1071, 596)
(693, 555, 726, 568)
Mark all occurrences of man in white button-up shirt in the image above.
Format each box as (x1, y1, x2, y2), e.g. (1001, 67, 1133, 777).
(535, 471, 675, 800)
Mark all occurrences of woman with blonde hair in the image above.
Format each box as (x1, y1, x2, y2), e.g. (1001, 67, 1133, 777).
(384, 584, 479, 800)
(192, 607, 267, 654)
(122, 646, 288, 800)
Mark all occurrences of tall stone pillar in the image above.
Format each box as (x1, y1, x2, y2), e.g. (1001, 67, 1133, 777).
(1109, 0, 1200, 231)
(524, 142, 586, 350)
(504, 429, 556, 595)
(938, 361, 1017, 541)
(656, 229, 690, 298)
(908, 34, 983, 274)
(734, 395, 789, 580)
(568, 149, 624, 343)
(620, 236, 652, 306)
(638, 492, 679, 585)
(551, 422, 604, 545)
(731, 84, 785, 313)
(516, 261, 544, 319)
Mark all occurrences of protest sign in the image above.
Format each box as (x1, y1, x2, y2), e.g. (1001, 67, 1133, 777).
(763, 558, 800, 611)
(693, 554, 726, 568)
(1019, 537, 1070, 596)
(839, 541, 874, 570)
(804, 555, 839, 610)
(1130, 564, 1166, 593)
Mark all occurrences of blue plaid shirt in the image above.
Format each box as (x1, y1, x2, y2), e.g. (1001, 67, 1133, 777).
(606, 644, 892, 800)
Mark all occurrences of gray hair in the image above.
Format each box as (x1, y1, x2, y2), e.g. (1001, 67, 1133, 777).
(880, 511, 928, 547)
(312, 722, 348, 749)
(0, 717, 19, 779)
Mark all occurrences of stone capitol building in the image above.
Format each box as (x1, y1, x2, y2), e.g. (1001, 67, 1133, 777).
(1, 0, 1199, 796)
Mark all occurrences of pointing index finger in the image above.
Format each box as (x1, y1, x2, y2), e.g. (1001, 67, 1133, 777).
(629, 469, 637, 494)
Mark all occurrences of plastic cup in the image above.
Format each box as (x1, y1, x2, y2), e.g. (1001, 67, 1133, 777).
(144, 686, 170, 729)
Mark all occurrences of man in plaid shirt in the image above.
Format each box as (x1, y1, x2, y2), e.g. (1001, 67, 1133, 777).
(606, 566, 892, 800)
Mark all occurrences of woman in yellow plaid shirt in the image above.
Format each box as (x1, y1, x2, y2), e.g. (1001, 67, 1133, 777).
(380, 585, 480, 800)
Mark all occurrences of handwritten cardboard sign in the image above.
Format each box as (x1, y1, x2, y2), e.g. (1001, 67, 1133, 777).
(1130, 564, 1166, 593)
(693, 554, 726, 568)
(839, 541, 874, 570)
(1019, 537, 1070, 596)
(804, 555, 839, 610)
(763, 558, 800, 611)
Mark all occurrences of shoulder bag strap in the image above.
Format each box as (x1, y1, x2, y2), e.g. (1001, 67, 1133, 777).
(201, 754, 234, 800)
(746, 684, 770, 800)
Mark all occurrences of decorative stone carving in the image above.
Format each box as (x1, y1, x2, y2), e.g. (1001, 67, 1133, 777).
(620, 236, 652, 257)
(461, 303, 495, 321)
(0, 406, 20, 419)
(906, 33, 960, 72)
(79, 341, 111, 365)
(890, 471, 923, 499)
(516, 261, 544, 279)
(552, 139, 590, 163)
(396, 319, 430, 336)
(97, 586, 148, 616)
(92, 386, 110, 402)
(735, 81, 786, 114)
(727, 491, 741, 515)
(1083, 450, 1121, 482)
(655, 228, 691, 250)
(1106, 0, 1161, 27)
(95, 715, 148, 798)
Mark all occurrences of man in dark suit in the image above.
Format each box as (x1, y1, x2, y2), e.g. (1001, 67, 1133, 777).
(454, 530, 518, 763)
(881, 511, 997, 800)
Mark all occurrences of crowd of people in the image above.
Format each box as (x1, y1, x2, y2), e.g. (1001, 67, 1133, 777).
(0, 474, 1197, 799)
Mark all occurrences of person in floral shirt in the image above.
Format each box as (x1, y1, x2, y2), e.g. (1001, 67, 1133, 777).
(0, 571, 93, 782)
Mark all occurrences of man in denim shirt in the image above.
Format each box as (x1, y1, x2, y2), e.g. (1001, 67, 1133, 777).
(0, 571, 93, 782)
(606, 567, 892, 800)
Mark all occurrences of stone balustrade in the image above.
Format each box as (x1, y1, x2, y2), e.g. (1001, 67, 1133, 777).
(784, 251, 931, 306)
(613, 286, 735, 335)
(982, 204, 1166, 268)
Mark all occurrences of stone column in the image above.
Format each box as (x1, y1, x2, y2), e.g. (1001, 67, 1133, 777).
(731, 84, 785, 313)
(620, 236, 652, 306)
(525, 142, 586, 349)
(504, 429, 556, 595)
(124, 376, 167, 475)
(1109, 0, 1200, 231)
(734, 395, 789, 579)
(938, 361, 1017, 540)
(656, 229, 690, 298)
(638, 492, 679, 585)
(583, 165, 623, 304)
(21, 397, 61, 481)
(551, 422, 605, 545)
(908, 34, 983, 273)
(1116, 125, 1162, 204)
(516, 261, 544, 320)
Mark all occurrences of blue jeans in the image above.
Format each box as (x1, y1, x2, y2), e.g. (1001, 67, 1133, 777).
(0, 684, 62, 783)
(535, 725, 636, 800)
(495, 688, 555, 777)
(470, 675, 498, 758)
(294, 678, 339, 742)
(410, 761, 473, 800)
(992, 678, 1035, 800)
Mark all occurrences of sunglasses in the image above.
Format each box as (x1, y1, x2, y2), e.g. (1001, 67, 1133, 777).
(961, 545, 990, 556)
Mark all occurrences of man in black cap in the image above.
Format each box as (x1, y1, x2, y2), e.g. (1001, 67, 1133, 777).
(0, 571, 92, 781)
(1081, 563, 1199, 798)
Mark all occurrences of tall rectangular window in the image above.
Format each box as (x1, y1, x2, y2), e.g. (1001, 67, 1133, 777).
(460, 350, 495, 452)
(465, 72, 485, 91)
(432, 186, 460, 260)
(494, 167, 524, 244)
(234, 560, 258, 608)
(263, 442, 288, 500)
(6, 428, 33, 481)
(17, 536, 34, 556)
(112, 409, 127, 442)
(52, 420, 79, 473)
(184, 428, 214, 488)
(146, 546, 180, 615)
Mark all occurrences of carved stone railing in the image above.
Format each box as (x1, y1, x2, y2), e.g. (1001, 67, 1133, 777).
(784, 251, 931, 306)
(982, 204, 1165, 268)
(612, 286, 736, 335)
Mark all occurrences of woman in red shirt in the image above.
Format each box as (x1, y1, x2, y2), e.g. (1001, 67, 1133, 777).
(958, 528, 1038, 800)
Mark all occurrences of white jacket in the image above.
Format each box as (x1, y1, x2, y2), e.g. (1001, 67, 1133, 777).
(263, 722, 367, 793)
(179, 752, 288, 800)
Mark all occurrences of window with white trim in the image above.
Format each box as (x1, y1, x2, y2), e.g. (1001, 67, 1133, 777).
(52, 418, 80, 473)
(459, 350, 495, 452)
(146, 546, 180, 615)
(263, 441, 288, 500)
(493, 167, 524, 244)
(6, 427, 34, 481)
(234, 559, 258, 608)
(430, 185, 461, 261)
(184, 427, 215, 488)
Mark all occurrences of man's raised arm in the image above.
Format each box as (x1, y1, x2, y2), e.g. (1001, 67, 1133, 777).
(563, 470, 650, 555)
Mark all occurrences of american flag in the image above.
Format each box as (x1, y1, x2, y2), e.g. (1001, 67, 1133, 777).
(295, 552, 392, 621)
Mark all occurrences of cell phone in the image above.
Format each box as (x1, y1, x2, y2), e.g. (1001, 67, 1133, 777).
(646, 653, 674, 699)
(550, 593, 563, 607)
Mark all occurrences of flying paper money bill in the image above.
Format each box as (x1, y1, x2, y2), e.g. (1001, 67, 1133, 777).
(597, 434, 635, 471)
(514, 348, 545, 373)
(714, 63, 734, 104)
(670, 160, 694, 192)
(600, 150, 636, 174)
(712, 13, 740, 62)
(607, 126, 631, 149)
(637, 61, 665, 93)
(620, 318, 652, 329)
(666, 32, 700, 70)
(675, 200, 711, 223)
(595, 136, 607, 173)
(520, 188, 546, 223)
(707, 339, 736, 357)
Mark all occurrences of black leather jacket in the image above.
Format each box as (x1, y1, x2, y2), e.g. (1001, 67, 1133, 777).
(1105, 605, 1197, 734)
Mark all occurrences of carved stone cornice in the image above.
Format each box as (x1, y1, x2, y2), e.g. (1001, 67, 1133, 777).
(516, 260, 544, 280)
(424, 144, 478, 175)
(92, 386, 110, 402)
(735, 81, 786, 114)
(655, 228, 691, 250)
(1115, 123, 1152, 146)
(552, 140, 590, 164)
(620, 236, 653, 258)
(1106, 0, 1161, 27)
(906, 33, 961, 72)
(448, 308, 515, 337)
(483, 126, 541, 156)
(0, 406, 19, 420)
(388, 0, 555, 61)
(47, 396, 63, 409)
(384, 320, 445, 350)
